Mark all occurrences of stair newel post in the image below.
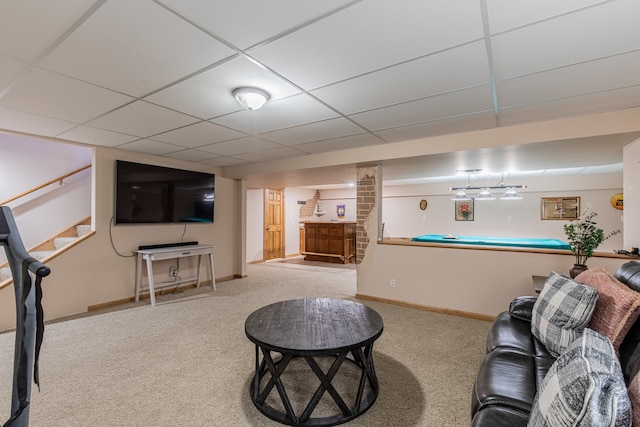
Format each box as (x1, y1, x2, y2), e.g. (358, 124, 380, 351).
(0, 206, 50, 427)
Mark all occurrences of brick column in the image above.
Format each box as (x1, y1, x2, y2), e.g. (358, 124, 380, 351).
(356, 167, 378, 263)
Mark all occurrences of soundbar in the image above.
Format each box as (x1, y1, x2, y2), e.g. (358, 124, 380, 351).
(138, 241, 198, 250)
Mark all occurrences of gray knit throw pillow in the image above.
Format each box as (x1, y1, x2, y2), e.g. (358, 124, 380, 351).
(531, 271, 598, 357)
(528, 328, 631, 426)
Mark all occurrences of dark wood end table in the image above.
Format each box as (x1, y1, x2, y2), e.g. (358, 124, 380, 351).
(245, 298, 384, 426)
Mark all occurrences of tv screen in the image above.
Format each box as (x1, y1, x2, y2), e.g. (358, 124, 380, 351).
(114, 161, 214, 224)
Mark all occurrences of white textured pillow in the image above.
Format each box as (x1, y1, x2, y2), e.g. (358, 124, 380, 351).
(531, 271, 598, 357)
(528, 328, 631, 427)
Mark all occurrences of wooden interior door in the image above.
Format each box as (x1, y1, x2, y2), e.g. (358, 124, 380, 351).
(264, 189, 284, 260)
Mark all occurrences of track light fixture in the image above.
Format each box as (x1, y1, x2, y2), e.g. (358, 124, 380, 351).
(449, 171, 526, 200)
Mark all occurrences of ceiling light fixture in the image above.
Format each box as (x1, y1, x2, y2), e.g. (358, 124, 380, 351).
(500, 187, 523, 200)
(450, 184, 527, 191)
(476, 188, 495, 200)
(449, 172, 526, 200)
(232, 87, 270, 111)
(451, 189, 471, 201)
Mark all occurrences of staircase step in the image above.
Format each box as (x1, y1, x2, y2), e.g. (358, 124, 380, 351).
(31, 250, 55, 261)
(54, 237, 77, 249)
(76, 224, 91, 237)
(1, 267, 11, 281)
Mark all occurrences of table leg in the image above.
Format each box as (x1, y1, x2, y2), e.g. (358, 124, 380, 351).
(302, 352, 351, 421)
(145, 256, 156, 307)
(208, 252, 216, 291)
(250, 348, 379, 426)
(196, 254, 202, 288)
(135, 253, 143, 302)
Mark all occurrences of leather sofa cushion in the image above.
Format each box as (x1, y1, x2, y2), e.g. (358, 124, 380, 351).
(486, 311, 533, 354)
(471, 406, 529, 427)
(472, 349, 538, 416)
(614, 261, 640, 293)
(508, 296, 537, 321)
(486, 311, 555, 361)
(627, 370, 640, 427)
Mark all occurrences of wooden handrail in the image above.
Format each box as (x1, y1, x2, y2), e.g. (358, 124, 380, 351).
(1, 164, 91, 206)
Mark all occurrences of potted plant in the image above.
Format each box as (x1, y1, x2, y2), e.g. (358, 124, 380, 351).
(563, 207, 620, 277)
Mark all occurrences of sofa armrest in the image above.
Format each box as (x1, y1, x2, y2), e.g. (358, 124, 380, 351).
(508, 296, 537, 322)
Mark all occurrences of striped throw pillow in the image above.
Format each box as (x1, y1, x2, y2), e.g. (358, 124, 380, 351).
(528, 328, 631, 426)
(531, 271, 598, 357)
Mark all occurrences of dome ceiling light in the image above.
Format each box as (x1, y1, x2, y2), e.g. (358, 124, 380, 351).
(232, 87, 270, 111)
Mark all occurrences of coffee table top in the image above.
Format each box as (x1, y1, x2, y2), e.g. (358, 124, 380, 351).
(245, 298, 383, 355)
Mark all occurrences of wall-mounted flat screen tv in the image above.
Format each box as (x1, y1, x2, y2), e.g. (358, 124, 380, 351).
(115, 160, 214, 224)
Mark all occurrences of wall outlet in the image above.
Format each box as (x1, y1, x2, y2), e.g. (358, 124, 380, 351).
(390, 279, 396, 288)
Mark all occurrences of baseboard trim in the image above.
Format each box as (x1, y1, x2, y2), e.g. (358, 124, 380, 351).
(354, 293, 496, 323)
(87, 275, 237, 312)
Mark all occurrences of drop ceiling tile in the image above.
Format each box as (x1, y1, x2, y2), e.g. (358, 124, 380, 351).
(0, 106, 77, 136)
(491, 1, 640, 80)
(159, 0, 354, 50)
(0, 68, 134, 123)
(350, 85, 494, 131)
(0, 0, 96, 61)
(152, 121, 246, 148)
(498, 51, 640, 107)
(312, 41, 490, 114)
(251, 0, 484, 90)
(203, 156, 250, 167)
(0, 56, 27, 90)
(160, 148, 219, 162)
(198, 136, 281, 156)
(39, 1, 235, 97)
(499, 85, 640, 127)
(293, 133, 384, 154)
(86, 101, 199, 137)
(116, 139, 184, 156)
(146, 56, 301, 119)
(259, 118, 365, 146)
(235, 146, 304, 162)
(212, 93, 338, 134)
(376, 112, 497, 143)
(58, 126, 138, 147)
(486, 0, 606, 34)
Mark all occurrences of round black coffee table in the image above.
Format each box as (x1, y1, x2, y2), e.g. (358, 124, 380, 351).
(245, 298, 384, 426)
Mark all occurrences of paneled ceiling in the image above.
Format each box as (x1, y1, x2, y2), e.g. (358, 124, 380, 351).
(1, 0, 640, 188)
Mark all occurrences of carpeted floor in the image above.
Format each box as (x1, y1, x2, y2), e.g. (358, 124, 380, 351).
(0, 261, 491, 426)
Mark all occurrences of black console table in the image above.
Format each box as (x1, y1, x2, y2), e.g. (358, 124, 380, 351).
(245, 298, 384, 426)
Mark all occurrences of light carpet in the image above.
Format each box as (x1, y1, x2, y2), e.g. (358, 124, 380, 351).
(0, 261, 491, 426)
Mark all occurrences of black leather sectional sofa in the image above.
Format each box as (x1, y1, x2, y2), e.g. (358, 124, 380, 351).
(471, 260, 640, 426)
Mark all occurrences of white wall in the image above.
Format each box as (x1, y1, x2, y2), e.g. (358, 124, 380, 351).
(318, 188, 357, 222)
(284, 187, 316, 256)
(0, 133, 92, 260)
(624, 138, 640, 250)
(245, 171, 626, 265)
(0, 144, 240, 330)
(246, 188, 264, 263)
(357, 242, 626, 317)
(245, 187, 357, 262)
(382, 173, 625, 253)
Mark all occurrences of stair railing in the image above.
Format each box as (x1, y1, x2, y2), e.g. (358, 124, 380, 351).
(0, 164, 91, 206)
(1, 206, 50, 427)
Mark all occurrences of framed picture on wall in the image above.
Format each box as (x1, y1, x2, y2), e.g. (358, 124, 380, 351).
(455, 199, 474, 221)
(541, 196, 580, 220)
